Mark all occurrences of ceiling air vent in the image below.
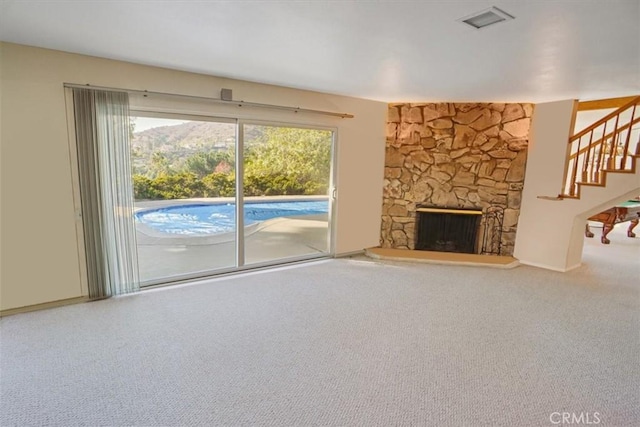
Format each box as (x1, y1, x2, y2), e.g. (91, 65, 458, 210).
(459, 6, 514, 29)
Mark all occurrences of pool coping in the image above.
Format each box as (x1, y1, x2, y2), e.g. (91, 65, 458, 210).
(134, 195, 329, 210)
(134, 196, 330, 246)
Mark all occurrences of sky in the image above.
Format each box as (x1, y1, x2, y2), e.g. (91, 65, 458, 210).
(132, 117, 190, 133)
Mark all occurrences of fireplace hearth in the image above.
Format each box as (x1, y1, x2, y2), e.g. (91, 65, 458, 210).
(415, 207, 482, 254)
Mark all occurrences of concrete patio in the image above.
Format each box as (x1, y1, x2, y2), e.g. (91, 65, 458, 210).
(134, 198, 330, 284)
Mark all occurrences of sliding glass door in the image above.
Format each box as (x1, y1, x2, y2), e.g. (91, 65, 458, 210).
(130, 114, 333, 285)
(131, 114, 237, 283)
(241, 123, 333, 266)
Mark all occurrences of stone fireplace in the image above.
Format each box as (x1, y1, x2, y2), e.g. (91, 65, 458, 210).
(381, 102, 533, 256)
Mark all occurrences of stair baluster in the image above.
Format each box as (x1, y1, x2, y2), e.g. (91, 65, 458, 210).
(606, 114, 620, 170)
(582, 129, 594, 183)
(619, 104, 636, 169)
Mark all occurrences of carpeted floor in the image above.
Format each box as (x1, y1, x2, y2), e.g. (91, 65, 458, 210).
(1, 226, 638, 426)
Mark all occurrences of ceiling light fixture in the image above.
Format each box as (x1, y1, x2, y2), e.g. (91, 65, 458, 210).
(459, 6, 515, 29)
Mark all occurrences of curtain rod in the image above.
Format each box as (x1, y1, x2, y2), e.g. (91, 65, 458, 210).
(63, 83, 355, 119)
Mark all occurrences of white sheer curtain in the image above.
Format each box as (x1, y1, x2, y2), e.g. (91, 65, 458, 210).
(73, 88, 139, 298)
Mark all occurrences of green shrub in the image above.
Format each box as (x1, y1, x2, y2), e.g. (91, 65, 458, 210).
(202, 172, 235, 197)
(133, 175, 160, 200)
(133, 172, 205, 200)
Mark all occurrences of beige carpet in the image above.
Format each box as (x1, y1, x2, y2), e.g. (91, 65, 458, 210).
(1, 226, 638, 426)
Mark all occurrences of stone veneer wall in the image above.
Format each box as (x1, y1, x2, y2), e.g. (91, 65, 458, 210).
(381, 102, 534, 255)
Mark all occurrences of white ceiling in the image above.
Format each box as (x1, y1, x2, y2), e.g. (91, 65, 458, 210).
(1, 0, 638, 103)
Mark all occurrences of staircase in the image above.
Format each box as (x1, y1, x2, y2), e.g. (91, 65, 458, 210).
(562, 95, 640, 199)
(514, 97, 639, 272)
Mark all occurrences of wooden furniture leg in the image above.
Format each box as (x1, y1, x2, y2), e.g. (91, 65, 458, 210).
(601, 224, 614, 244)
(585, 223, 595, 238)
(628, 219, 639, 238)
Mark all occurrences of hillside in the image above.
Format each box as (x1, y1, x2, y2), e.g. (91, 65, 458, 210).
(131, 121, 262, 176)
(130, 122, 332, 199)
(133, 121, 235, 152)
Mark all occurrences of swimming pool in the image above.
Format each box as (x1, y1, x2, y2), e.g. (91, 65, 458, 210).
(135, 200, 329, 235)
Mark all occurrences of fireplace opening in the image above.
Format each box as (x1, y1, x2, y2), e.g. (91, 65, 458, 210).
(415, 207, 482, 254)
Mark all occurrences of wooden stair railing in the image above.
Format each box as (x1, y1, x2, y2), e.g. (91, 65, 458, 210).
(562, 95, 640, 198)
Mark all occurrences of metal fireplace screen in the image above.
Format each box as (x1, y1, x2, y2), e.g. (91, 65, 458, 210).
(415, 208, 482, 254)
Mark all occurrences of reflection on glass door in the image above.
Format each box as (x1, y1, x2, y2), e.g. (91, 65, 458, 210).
(130, 114, 237, 284)
(242, 124, 333, 266)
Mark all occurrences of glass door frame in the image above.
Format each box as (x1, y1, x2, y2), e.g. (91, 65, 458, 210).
(236, 119, 337, 269)
(130, 110, 240, 287)
(130, 111, 337, 288)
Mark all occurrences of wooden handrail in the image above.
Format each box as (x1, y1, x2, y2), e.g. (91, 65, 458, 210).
(578, 96, 640, 111)
(568, 116, 640, 160)
(571, 95, 640, 141)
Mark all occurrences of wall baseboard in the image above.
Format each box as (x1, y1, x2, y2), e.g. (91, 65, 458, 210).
(518, 260, 582, 273)
(0, 296, 89, 317)
(335, 250, 366, 258)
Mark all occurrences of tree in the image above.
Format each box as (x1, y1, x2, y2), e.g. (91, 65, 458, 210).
(244, 127, 331, 195)
(149, 152, 172, 178)
(183, 150, 235, 178)
(202, 172, 235, 197)
(130, 124, 332, 200)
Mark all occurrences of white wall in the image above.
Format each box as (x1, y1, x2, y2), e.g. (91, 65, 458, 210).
(514, 100, 577, 270)
(0, 43, 387, 311)
(515, 100, 640, 271)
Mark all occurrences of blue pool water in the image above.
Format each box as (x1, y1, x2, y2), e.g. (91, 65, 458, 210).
(135, 200, 328, 235)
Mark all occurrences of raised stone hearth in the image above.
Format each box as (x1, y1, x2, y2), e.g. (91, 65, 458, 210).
(381, 102, 533, 255)
(365, 247, 519, 269)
